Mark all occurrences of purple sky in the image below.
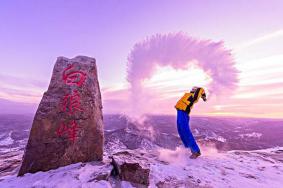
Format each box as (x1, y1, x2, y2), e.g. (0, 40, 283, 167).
(0, 1, 283, 118)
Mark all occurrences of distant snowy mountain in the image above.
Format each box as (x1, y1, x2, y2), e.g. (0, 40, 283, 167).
(0, 114, 283, 187)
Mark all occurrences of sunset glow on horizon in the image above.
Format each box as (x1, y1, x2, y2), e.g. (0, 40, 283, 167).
(0, 1, 282, 118)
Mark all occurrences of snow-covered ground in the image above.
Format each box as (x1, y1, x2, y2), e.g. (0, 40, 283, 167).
(0, 162, 114, 188)
(155, 146, 283, 187)
(0, 146, 282, 188)
(1, 114, 283, 187)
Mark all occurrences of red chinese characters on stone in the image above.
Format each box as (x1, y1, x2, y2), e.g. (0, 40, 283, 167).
(60, 90, 83, 115)
(62, 64, 86, 87)
(56, 64, 87, 143)
(56, 120, 78, 143)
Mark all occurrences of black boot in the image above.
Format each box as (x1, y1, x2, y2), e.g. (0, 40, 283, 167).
(190, 152, 201, 159)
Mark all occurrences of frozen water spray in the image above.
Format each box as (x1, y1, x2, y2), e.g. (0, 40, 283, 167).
(127, 32, 238, 118)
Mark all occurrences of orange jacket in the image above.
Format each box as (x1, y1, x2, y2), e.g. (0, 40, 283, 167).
(175, 87, 205, 114)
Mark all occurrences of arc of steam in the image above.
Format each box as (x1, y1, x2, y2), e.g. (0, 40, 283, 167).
(126, 32, 238, 116)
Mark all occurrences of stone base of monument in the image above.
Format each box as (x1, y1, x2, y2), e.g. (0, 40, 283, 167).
(18, 56, 104, 176)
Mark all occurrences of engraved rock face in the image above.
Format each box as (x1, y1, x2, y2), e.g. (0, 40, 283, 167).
(18, 56, 104, 176)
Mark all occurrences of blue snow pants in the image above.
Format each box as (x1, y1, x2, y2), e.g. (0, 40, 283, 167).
(177, 110, 200, 153)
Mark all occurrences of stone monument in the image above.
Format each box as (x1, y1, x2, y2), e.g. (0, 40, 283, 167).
(18, 56, 104, 176)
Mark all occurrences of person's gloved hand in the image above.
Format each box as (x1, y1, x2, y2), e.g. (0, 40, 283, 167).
(201, 90, 207, 102)
(191, 86, 207, 101)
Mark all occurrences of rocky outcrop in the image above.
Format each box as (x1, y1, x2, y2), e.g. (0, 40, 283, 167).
(18, 56, 104, 176)
(110, 150, 151, 186)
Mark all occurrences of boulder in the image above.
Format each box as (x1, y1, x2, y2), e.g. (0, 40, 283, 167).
(18, 56, 104, 176)
(110, 150, 150, 186)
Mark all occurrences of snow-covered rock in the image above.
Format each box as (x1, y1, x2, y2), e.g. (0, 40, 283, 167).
(110, 150, 151, 186)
